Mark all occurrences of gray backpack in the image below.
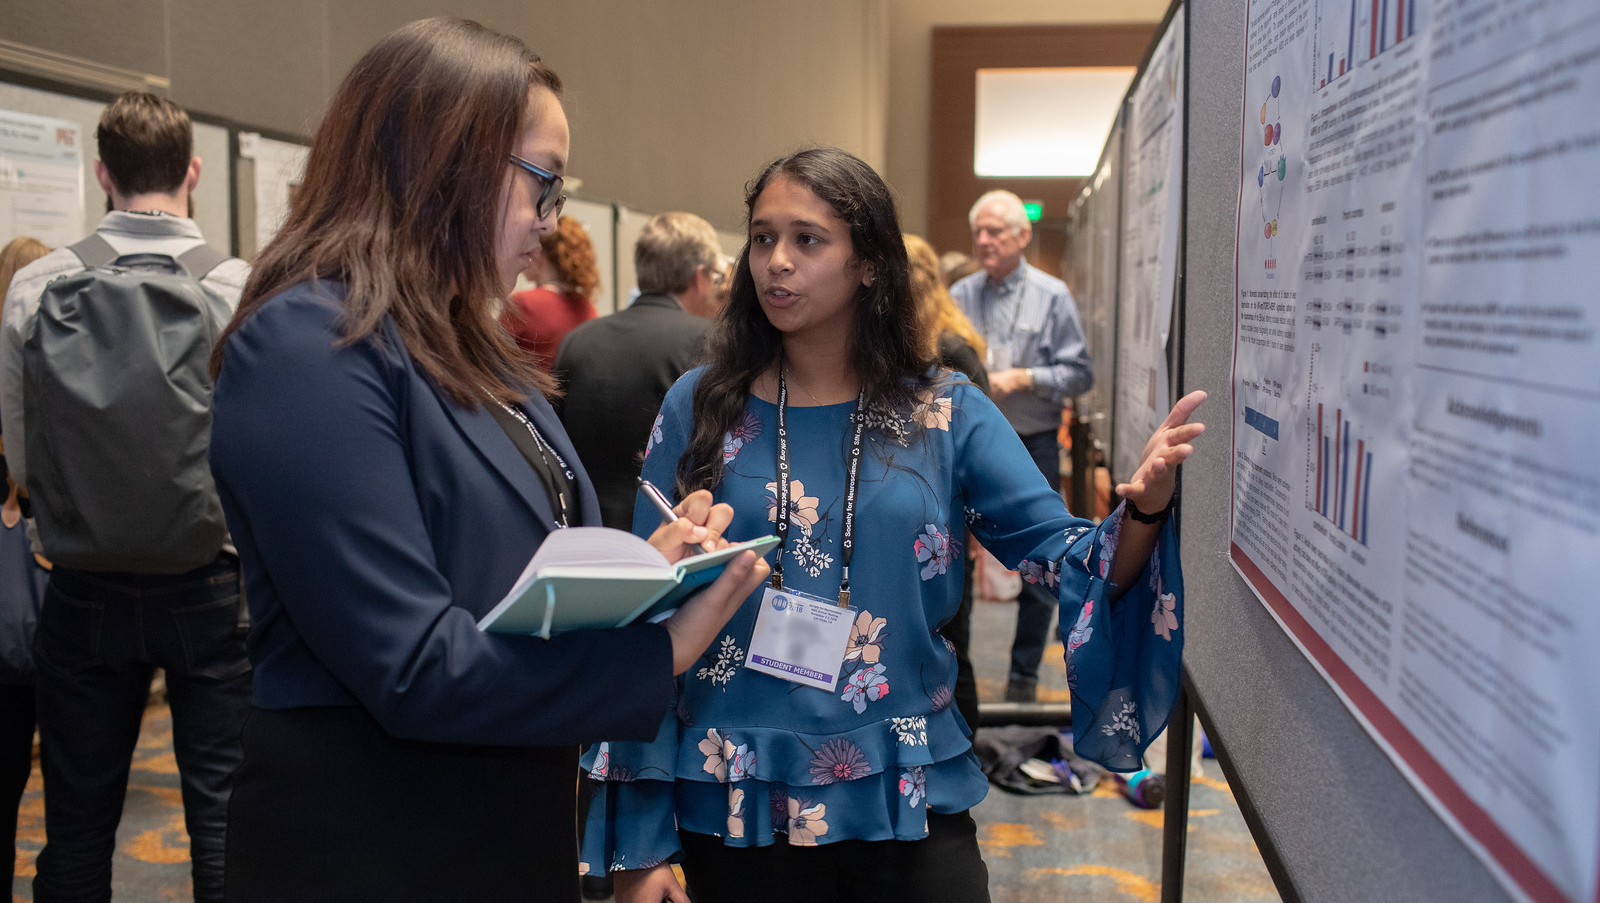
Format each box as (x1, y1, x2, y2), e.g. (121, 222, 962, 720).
(22, 233, 234, 574)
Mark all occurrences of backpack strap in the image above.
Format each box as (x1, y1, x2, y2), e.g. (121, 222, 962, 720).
(67, 235, 232, 279)
(66, 234, 119, 270)
(175, 244, 231, 279)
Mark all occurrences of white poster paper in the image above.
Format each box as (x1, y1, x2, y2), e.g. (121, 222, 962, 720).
(1230, 0, 1600, 901)
(0, 109, 84, 248)
(1114, 8, 1185, 481)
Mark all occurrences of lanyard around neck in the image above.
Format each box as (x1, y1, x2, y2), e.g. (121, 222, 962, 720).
(772, 367, 865, 607)
(981, 274, 1025, 346)
(488, 396, 574, 529)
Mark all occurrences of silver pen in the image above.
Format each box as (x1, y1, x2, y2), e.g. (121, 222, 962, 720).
(637, 478, 706, 556)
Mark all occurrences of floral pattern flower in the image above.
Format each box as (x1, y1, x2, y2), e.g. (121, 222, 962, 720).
(765, 479, 821, 535)
(809, 738, 871, 784)
(728, 743, 756, 782)
(588, 742, 610, 780)
(787, 798, 829, 845)
(1066, 600, 1094, 653)
(1098, 511, 1123, 579)
(645, 413, 664, 460)
(1101, 700, 1140, 744)
(911, 389, 952, 431)
(891, 716, 928, 746)
(862, 398, 911, 446)
(791, 535, 834, 577)
(769, 785, 790, 830)
(699, 729, 732, 782)
(697, 635, 745, 688)
(843, 611, 888, 664)
(840, 663, 889, 714)
(1017, 559, 1045, 585)
(915, 525, 953, 580)
(727, 788, 746, 839)
(722, 412, 762, 464)
(1153, 592, 1178, 640)
(899, 766, 927, 808)
(929, 684, 954, 713)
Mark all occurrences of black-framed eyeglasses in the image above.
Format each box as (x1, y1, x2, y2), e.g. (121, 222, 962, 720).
(508, 153, 566, 220)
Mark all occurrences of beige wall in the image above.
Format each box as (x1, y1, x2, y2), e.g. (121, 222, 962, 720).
(884, 0, 1170, 238)
(5, 0, 1172, 237)
(3, 0, 889, 233)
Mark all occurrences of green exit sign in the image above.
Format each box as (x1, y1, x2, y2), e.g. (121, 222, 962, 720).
(1023, 202, 1044, 222)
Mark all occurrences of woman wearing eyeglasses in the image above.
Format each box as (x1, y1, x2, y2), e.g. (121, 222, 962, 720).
(206, 18, 769, 901)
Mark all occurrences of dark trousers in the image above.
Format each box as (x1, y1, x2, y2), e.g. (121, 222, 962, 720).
(227, 706, 580, 903)
(0, 681, 34, 895)
(32, 556, 251, 903)
(1009, 430, 1061, 683)
(680, 810, 991, 903)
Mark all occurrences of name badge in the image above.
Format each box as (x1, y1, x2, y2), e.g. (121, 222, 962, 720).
(745, 586, 854, 691)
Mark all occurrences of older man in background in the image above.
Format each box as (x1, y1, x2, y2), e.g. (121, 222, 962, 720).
(554, 212, 726, 530)
(950, 189, 1092, 703)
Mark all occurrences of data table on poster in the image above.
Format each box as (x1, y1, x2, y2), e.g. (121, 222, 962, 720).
(1230, 0, 1600, 901)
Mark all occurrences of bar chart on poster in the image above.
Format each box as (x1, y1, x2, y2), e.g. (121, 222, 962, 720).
(1230, 0, 1600, 900)
(1314, 0, 1420, 89)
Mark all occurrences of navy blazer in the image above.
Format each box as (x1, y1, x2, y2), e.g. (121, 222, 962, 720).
(209, 283, 673, 746)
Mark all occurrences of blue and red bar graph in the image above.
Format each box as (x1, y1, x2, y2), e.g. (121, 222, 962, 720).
(1314, 403, 1372, 545)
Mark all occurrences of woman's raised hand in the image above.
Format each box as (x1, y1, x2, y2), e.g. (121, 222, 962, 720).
(1115, 390, 1208, 515)
(647, 489, 771, 674)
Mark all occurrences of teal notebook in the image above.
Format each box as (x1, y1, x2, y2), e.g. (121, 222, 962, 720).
(477, 527, 779, 638)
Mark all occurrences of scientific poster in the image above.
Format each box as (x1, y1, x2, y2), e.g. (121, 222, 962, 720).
(240, 132, 308, 254)
(1230, 0, 1600, 901)
(0, 109, 84, 248)
(1114, 8, 1185, 481)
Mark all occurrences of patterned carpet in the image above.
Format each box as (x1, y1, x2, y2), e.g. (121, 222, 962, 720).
(13, 702, 196, 902)
(6, 599, 1280, 902)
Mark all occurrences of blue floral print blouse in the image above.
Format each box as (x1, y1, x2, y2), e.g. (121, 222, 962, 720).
(580, 369, 1184, 873)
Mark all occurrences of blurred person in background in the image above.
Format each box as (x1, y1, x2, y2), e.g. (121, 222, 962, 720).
(505, 213, 601, 366)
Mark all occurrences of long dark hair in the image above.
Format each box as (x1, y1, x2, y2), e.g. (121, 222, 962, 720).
(675, 147, 928, 496)
(211, 16, 561, 404)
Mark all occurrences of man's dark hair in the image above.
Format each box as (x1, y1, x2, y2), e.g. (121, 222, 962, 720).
(96, 92, 193, 197)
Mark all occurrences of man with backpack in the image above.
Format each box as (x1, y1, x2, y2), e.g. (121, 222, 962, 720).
(0, 91, 251, 903)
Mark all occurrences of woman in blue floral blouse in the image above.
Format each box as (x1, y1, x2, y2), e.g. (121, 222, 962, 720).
(583, 147, 1206, 903)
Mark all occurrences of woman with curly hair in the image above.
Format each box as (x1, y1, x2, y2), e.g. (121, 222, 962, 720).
(505, 213, 601, 366)
(582, 146, 1206, 903)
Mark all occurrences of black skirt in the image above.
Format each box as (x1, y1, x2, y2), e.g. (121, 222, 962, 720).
(225, 706, 580, 902)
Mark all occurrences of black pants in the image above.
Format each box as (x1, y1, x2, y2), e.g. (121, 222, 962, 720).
(1009, 430, 1062, 683)
(33, 556, 250, 903)
(679, 810, 991, 903)
(0, 682, 34, 895)
(227, 706, 581, 903)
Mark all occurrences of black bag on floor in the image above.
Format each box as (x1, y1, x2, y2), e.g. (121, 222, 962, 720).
(972, 725, 1107, 795)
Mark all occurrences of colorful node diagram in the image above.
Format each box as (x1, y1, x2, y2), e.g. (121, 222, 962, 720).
(1256, 74, 1289, 267)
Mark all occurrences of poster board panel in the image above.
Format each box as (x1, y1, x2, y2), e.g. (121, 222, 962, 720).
(0, 80, 232, 253)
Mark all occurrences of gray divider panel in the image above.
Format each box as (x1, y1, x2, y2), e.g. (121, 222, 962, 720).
(1176, 1, 1514, 900)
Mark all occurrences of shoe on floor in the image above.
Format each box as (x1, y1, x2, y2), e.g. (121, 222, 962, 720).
(1004, 679, 1038, 702)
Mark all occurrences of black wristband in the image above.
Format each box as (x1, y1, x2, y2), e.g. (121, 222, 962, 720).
(1126, 492, 1177, 524)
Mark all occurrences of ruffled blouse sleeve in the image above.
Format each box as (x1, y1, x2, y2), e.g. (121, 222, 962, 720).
(953, 384, 1183, 771)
